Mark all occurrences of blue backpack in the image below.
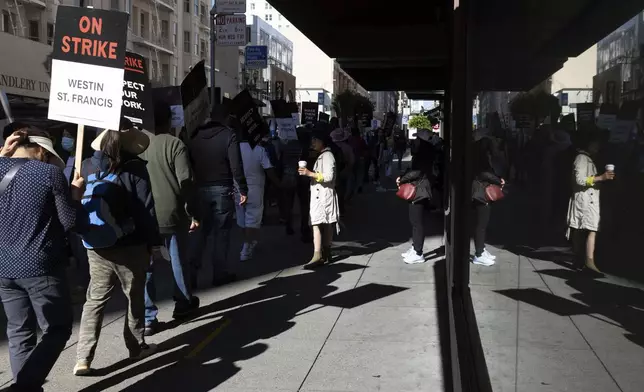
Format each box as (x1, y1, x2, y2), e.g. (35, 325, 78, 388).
(80, 169, 135, 250)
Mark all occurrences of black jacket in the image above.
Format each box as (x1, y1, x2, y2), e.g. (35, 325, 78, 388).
(81, 151, 162, 248)
(188, 121, 248, 195)
(472, 136, 503, 203)
(400, 139, 435, 204)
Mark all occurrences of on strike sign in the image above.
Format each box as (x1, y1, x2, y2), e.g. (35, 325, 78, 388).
(48, 6, 128, 130)
(122, 52, 154, 130)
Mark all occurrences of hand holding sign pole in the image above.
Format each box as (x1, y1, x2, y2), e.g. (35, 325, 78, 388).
(47, 6, 128, 173)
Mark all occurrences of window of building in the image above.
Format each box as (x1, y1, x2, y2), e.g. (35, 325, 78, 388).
(184, 0, 190, 13)
(265, 2, 269, 8)
(28, 20, 39, 41)
(47, 23, 54, 45)
(162, 63, 169, 83)
(265, 14, 272, 21)
(1, 11, 10, 34)
(151, 60, 157, 79)
(161, 20, 169, 41)
(200, 3, 206, 22)
(200, 39, 206, 58)
(173, 65, 178, 85)
(194, 0, 198, 16)
(250, 2, 255, 10)
(140, 11, 146, 37)
(194, 32, 198, 54)
(183, 30, 190, 53)
(173, 22, 177, 46)
(110, 0, 119, 10)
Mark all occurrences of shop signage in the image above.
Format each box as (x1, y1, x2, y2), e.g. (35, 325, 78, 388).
(215, 0, 246, 14)
(0, 33, 52, 100)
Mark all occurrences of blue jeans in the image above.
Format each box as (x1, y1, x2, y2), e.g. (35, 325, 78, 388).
(190, 185, 235, 276)
(0, 268, 73, 391)
(144, 232, 192, 325)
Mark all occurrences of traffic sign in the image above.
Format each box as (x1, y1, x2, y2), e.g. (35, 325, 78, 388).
(245, 45, 268, 69)
(215, 14, 246, 46)
(215, 0, 246, 14)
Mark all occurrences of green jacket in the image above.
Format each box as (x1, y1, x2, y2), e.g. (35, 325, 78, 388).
(140, 131, 196, 233)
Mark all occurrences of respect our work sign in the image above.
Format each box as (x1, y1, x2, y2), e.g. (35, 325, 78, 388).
(47, 6, 129, 130)
(122, 52, 154, 130)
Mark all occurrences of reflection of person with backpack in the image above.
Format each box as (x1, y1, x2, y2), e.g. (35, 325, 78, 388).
(74, 118, 163, 376)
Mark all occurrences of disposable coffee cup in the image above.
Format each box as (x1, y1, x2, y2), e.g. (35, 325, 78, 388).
(298, 160, 307, 168)
(605, 164, 615, 172)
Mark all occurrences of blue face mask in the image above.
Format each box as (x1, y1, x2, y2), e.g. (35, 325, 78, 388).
(61, 137, 74, 152)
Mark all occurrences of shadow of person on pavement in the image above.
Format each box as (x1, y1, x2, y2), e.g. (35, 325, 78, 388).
(77, 262, 408, 391)
(496, 268, 644, 350)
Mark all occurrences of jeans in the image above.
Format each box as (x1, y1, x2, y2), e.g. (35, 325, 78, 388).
(409, 202, 426, 256)
(190, 185, 235, 276)
(77, 245, 149, 362)
(145, 231, 192, 325)
(473, 202, 491, 257)
(0, 269, 73, 391)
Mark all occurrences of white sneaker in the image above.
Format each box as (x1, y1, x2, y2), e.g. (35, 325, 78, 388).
(73, 360, 91, 376)
(404, 252, 426, 264)
(483, 249, 496, 260)
(401, 247, 415, 258)
(472, 255, 495, 266)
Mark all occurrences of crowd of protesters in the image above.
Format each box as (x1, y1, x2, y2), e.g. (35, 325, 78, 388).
(0, 102, 417, 391)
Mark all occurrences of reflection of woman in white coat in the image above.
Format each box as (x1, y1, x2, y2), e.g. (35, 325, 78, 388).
(567, 135, 614, 274)
(298, 130, 339, 268)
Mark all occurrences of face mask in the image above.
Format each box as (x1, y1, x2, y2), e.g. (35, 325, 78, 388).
(61, 137, 74, 152)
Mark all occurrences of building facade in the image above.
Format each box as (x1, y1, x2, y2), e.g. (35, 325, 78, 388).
(1, 0, 212, 91)
(369, 91, 397, 121)
(595, 13, 644, 103)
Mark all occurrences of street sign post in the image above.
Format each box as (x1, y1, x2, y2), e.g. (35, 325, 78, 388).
(215, 0, 246, 14)
(215, 14, 246, 46)
(245, 45, 268, 69)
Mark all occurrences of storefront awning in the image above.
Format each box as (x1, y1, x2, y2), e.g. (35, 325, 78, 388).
(0, 33, 52, 100)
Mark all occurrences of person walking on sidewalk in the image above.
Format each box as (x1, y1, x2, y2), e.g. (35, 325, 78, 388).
(471, 134, 505, 266)
(140, 101, 201, 336)
(567, 133, 614, 274)
(299, 129, 340, 268)
(74, 118, 162, 376)
(0, 130, 86, 392)
(398, 129, 435, 264)
(236, 138, 281, 261)
(187, 106, 248, 287)
(393, 126, 408, 171)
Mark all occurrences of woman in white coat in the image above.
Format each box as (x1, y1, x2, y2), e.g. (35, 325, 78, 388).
(298, 130, 339, 268)
(567, 134, 614, 273)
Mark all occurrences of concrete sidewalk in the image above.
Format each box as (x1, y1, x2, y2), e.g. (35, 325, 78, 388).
(473, 187, 644, 392)
(0, 177, 446, 392)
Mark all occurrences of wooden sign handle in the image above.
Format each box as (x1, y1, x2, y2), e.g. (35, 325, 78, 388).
(74, 124, 85, 175)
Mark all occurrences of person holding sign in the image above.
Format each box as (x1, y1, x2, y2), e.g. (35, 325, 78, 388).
(74, 118, 161, 376)
(0, 130, 86, 392)
(298, 129, 340, 268)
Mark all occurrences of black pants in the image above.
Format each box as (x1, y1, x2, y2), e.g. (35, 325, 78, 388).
(281, 178, 311, 235)
(0, 269, 73, 391)
(473, 201, 491, 257)
(409, 202, 426, 256)
(365, 157, 379, 182)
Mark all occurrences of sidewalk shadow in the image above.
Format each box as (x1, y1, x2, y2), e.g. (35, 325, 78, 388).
(77, 262, 408, 391)
(496, 268, 644, 350)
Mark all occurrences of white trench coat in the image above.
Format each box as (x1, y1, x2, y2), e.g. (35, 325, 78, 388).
(567, 152, 600, 233)
(309, 148, 340, 225)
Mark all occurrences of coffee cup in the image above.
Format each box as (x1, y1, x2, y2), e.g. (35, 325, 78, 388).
(298, 160, 307, 168)
(605, 164, 615, 172)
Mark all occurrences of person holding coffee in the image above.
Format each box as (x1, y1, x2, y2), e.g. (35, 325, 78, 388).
(566, 133, 614, 274)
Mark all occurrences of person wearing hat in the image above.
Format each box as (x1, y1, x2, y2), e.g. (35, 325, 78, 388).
(298, 129, 340, 268)
(0, 129, 86, 392)
(74, 118, 163, 376)
(330, 127, 355, 215)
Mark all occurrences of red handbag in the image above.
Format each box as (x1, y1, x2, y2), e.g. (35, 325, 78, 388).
(396, 183, 417, 201)
(484, 184, 505, 202)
